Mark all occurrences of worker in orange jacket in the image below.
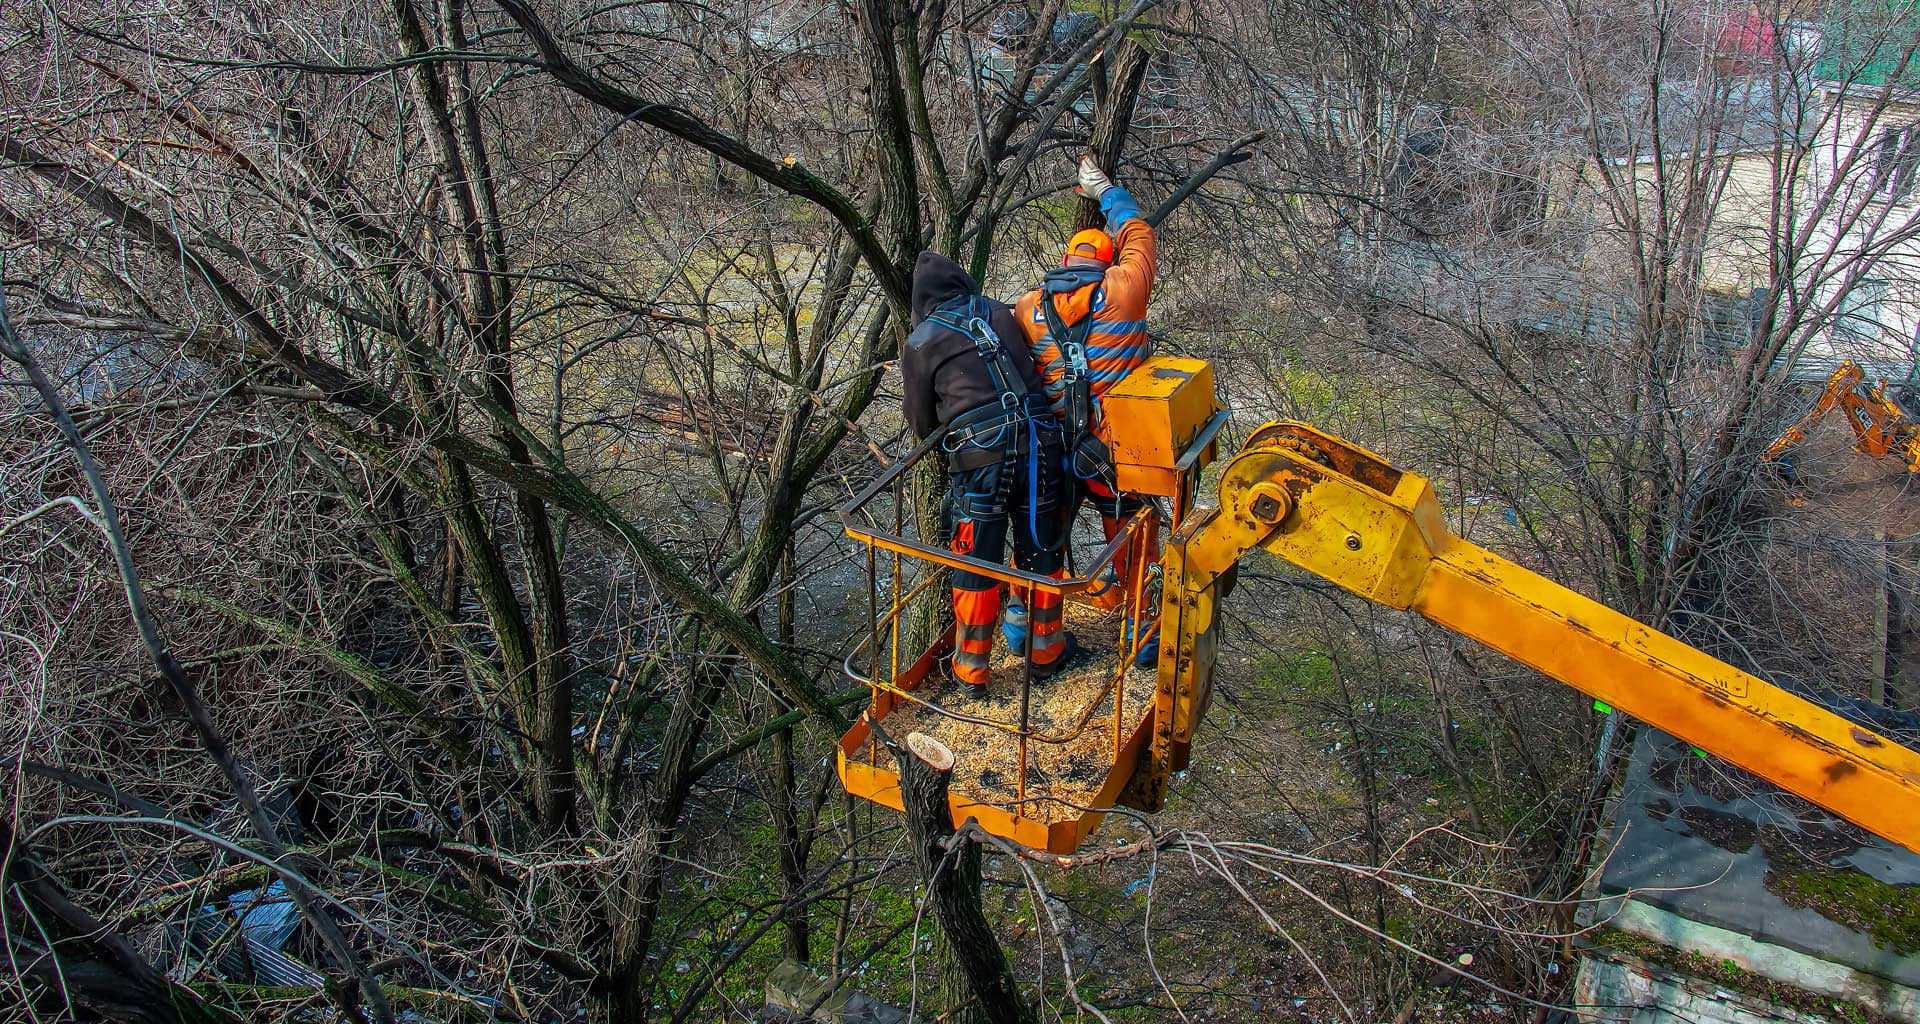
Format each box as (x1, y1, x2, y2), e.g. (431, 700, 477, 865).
(1012, 156, 1161, 668)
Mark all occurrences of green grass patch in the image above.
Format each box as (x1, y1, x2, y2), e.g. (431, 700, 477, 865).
(1247, 640, 1503, 795)
(1277, 366, 1341, 412)
(1247, 648, 1337, 702)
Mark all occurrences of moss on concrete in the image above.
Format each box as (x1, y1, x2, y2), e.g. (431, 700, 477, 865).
(1774, 870, 1920, 956)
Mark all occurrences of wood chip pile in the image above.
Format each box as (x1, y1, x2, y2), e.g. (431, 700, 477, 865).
(856, 602, 1157, 824)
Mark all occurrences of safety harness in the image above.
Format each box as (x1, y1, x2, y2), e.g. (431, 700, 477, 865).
(1037, 294, 1118, 488)
(925, 296, 1048, 454)
(924, 296, 1058, 549)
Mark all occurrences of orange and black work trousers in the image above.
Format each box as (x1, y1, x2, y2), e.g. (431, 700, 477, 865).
(947, 448, 1065, 688)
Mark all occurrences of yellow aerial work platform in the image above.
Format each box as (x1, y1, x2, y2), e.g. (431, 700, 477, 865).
(837, 357, 1920, 856)
(835, 355, 1224, 854)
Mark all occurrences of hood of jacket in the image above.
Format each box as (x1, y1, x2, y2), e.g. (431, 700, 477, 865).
(1042, 265, 1106, 295)
(911, 250, 981, 323)
(1035, 264, 1107, 326)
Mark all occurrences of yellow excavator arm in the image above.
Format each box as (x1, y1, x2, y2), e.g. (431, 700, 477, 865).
(1143, 421, 1920, 854)
(1764, 360, 1920, 472)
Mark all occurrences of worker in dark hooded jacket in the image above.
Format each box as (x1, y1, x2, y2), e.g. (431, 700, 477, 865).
(901, 251, 1078, 692)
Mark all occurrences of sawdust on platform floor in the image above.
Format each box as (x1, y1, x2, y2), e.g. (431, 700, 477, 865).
(856, 602, 1157, 825)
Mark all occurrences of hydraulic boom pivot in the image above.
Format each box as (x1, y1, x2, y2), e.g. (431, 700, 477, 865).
(1142, 422, 1920, 854)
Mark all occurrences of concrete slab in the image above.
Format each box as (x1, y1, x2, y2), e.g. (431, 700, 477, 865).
(1586, 729, 1920, 990)
(1573, 950, 1915, 1024)
(765, 958, 908, 1024)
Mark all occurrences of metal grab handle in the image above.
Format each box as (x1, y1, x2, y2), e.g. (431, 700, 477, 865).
(839, 424, 1152, 591)
(844, 507, 1149, 594)
(838, 426, 948, 520)
(841, 629, 1136, 746)
(1175, 408, 1232, 472)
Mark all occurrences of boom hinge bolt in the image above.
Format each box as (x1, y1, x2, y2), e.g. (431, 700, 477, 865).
(1345, 534, 1362, 551)
(1248, 483, 1290, 525)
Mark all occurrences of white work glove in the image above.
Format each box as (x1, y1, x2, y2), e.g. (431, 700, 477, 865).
(1076, 156, 1114, 201)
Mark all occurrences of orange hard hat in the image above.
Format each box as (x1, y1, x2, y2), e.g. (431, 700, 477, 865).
(1063, 228, 1114, 267)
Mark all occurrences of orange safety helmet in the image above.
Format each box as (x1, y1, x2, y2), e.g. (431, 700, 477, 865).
(1062, 228, 1114, 267)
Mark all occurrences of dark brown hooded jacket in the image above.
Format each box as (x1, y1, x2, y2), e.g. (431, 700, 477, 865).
(900, 251, 1043, 452)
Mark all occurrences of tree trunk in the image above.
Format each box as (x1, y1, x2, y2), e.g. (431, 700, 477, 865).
(1074, 40, 1151, 233)
(897, 733, 1033, 1024)
(1893, 536, 1920, 712)
(393, 0, 576, 833)
(592, 661, 730, 1022)
(902, 458, 952, 660)
(772, 541, 812, 961)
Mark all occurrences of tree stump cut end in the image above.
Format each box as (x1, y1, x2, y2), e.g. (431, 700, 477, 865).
(906, 732, 955, 773)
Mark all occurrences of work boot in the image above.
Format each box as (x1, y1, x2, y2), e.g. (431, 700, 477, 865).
(1031, 632, 1088, 681)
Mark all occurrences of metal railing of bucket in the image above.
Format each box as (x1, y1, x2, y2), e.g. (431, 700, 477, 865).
(836, 426, 1161, 814)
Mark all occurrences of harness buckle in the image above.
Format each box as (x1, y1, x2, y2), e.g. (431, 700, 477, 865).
(1063, 341, 1087, 384)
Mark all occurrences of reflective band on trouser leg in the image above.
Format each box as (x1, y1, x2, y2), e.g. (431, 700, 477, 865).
(953, 586, 1000, 686)
(1028, 572, 1067, 666)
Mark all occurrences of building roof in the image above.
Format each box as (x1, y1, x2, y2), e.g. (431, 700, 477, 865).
(1614, 75, 1820, 162)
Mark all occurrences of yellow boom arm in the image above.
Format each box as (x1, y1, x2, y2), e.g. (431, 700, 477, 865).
(1141, 422, 1920, 854)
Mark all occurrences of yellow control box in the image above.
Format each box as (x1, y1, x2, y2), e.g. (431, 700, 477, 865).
(1099, 356, 1219, 496)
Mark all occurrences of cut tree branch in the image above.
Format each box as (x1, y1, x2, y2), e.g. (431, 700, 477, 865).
(1147, 132, 1266, 227)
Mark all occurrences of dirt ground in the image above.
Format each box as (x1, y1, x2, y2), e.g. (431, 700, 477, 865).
(1764, 408, 1920, 707)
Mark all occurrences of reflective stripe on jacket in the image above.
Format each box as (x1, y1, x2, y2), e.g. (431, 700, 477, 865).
(1014, 214, 1157, 420)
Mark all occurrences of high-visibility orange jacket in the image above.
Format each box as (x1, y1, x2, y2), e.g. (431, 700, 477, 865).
(1014, 200, 1156, 423)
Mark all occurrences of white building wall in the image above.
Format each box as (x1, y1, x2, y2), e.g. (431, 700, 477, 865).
(1799, 88, 1920, 372)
